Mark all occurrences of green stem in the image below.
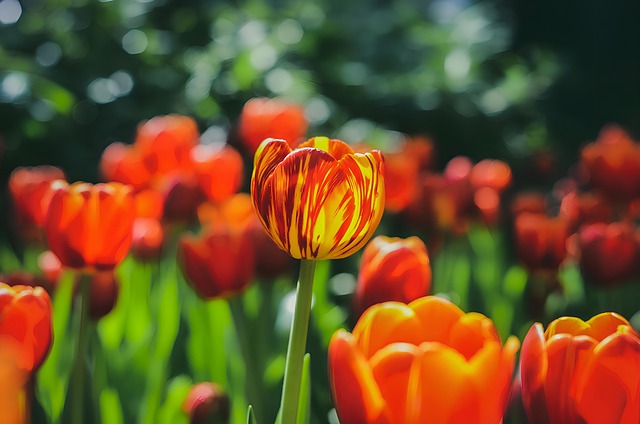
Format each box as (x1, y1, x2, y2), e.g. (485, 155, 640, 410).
(228, 295, 263, 420)
(71, 275, 91, 424)
(279, 259, 317, 424)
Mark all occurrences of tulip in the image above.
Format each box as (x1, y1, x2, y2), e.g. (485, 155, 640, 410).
(99, 142, 150, 190)
(183, 382, 230, 424)
(9, 165, 65, 241)
(0, 282, 53, 372)
(382, 136, 433, 213)
(131, 217, 164, 261)
(179, 223, 255, 299)
(581, 125, 640, 201)
(191, 142, 243, 203)
(135, 114, 199, 176)
(356, 236, 431, 315)
(576, 222, 640, 287)
(520, 312, 640, 424)
(238, 97, 308, 154)
(43, 181, 135, 271)
(514, 213, 570, 273)
(251, 137, 385, 260)
(329, 296, 520, 424)
(0, 340, 28, 424)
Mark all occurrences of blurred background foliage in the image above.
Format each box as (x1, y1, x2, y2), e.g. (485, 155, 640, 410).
(1, 0, 639, 226)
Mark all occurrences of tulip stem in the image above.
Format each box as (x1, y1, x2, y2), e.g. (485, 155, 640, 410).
(71, 275, 91, 424)
(280, 259, 317, 424)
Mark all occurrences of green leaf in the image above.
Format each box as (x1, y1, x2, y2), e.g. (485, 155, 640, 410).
(100, 388, 125, 424)
(246, 405, 258, 424)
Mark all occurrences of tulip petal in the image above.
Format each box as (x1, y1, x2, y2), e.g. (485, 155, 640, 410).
(323, 151, 384, 259)
(521, 323, 551, 424)
(448, 312, 500, 361)
(545, 334, 597, 424)
(576, 327, 640, 424)
(417, 342, 480, 423)
(409, 296, 463, 344)
(353, 302, 423, 360)
(329, 330, 389, 424)
(369, 342, 422, 424)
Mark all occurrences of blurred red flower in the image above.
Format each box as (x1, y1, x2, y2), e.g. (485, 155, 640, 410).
(43, 181, 135, 271)
(576, 222, 640, 287)
(9, 165, 65, 242)
(0, 282, 52, 372)
(191, 142, 243, 203)
(356, 235, 431, 316)
(514, 213, 570, 273)
(238, 97, 308, 154)
(581, 125, 640, 201)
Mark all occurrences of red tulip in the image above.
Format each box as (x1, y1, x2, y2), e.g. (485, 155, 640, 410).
(43, 181, 135, 270)
(521, 313, 640, 424)
(238, 97, 308, 154)
(191, 142, 243, 203)
(180, 195, 256, 299)
(131, 217, 164, 262)
(183, 382, 230, 424)
(581, 125, 640, 201)
(135, 114, 199, 176)
(356, 236, 431, 315)
(576, 222, 640, 287)
(9, 165, 65, 241)
(514, 213, 570, 273)
(0, 282, 53, 372)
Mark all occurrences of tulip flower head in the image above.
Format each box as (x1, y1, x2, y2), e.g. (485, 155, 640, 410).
(329, 296, 520, 424)
(0, 282, 53, 372)
(356, 235, 431, 315)
(521, 312, 640, 424)
(9, 165, 65, 241)
(43, 181, 135, 271)
(251, 137, 385, 260)
(238, 97, 308, 154)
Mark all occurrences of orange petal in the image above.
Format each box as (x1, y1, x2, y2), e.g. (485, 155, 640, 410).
(329, 330, 389, 424)
(353, 302, 423, 360)
(448, 312, 500, 361)
(416, 343, 480, 424)
(368, 343, 421, 424)
(576, 327, 640, 424)
(409, 296, 464, 344)
(520, 323, 551, 424)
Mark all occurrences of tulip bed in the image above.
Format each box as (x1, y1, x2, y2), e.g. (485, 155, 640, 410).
(1, 106, 640, 424)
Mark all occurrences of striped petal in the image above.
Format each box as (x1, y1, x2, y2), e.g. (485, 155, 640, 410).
(251, 137, 385, 260)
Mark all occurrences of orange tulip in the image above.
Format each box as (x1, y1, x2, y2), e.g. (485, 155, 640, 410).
(581, 125, 640, 201)
(329, 296, 520, 424)
(238, 97, 308, 154)
(191, 142, 244, 203)
(251, 137, 385, 260)
(180, 195, 256, 299)
(0, 282, 53, 372)
(356, 236, 431, 315)
(0, 339, 28, 424)
(9, 165, 65, 240)
(520, 313, 640, 424)
(43, 181, 135, 270)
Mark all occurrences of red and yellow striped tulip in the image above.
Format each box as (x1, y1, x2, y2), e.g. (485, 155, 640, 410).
(43, 181, 135, 270)
(521, 312, 640, 424)
(329, 296, 520, 424)
(356, 235, 431, 316)
(251, 137, 385, 260)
